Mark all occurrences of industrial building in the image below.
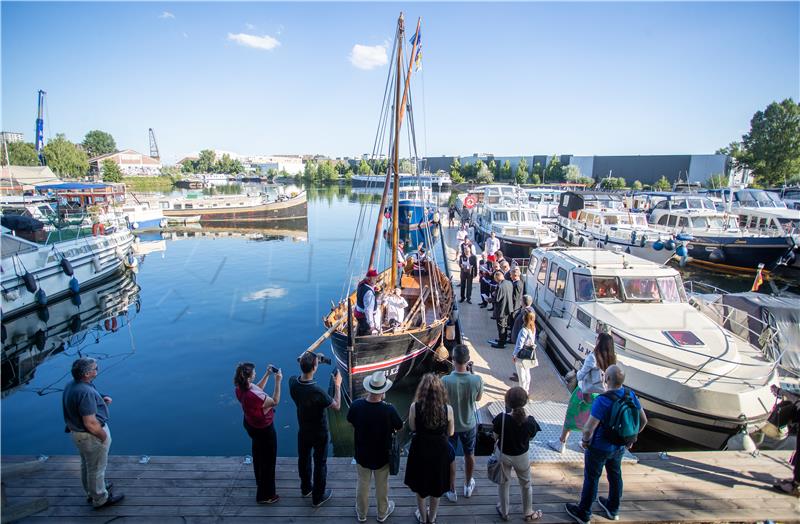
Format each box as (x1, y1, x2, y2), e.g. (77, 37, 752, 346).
(89, 149, 162, 176)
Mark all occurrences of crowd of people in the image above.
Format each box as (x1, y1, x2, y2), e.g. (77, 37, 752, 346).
(57, 212, 799, 520)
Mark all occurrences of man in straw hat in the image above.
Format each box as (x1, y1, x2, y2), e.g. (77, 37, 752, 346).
(355, 269, 380, 336)
(347, 371, 404, 522)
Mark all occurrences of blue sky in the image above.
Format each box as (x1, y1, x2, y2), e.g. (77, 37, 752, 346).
(3, 2, 798, 163)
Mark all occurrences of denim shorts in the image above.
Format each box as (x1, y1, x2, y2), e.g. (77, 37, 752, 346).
(449, 425, 477, 456)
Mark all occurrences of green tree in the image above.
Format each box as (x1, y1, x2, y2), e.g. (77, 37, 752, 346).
(196, 149, 216, 173)
(462, 161, 475, 181)
(303, 160, 319, 182)
(450, 157, 463, 184)
(82, 130, 117, 158)
(399, 158, 414, 173)
(654, 176, 671, 191)
(358, 159, 372, 175)
(342, 168, 353, 181)
(318, 160, 337, 184)
(500, 160, 512, 181)
(43, 134, 89, 178)
(532, 161, 544, 182)
(740, 99, 800, 187)
(599, 177, 626, 190)
(2, 142, 38, 166)
(563, 164, 582, 182)
(101, 159, 123, 182)
(529, 173, 541, 185)
(516, 158, 529, 185)
(545, 155, 564, 182)
(488, 159, 498, 180)
(476, 163, 494, 184)
(632, 180, 643, 191)
(704, 173, 728, 189)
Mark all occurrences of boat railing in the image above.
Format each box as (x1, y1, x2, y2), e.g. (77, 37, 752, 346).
(532, 281, 779, 384)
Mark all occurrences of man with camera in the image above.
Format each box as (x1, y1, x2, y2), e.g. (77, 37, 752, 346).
(289, 351, 342, 507)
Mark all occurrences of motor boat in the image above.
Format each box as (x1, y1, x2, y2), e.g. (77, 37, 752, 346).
(523, 188, 563, 223)
(525, 247, 778, 449)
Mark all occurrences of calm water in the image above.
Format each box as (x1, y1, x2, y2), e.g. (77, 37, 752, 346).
(2, 185, 796, 457)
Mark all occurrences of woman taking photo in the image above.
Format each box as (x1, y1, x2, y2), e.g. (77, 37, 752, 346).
(493, 386, 542, 521)
(404, 373, 455, 524)
(548, 332, 616, 454)
(512, 310, 538, 397)
(234, 362, 282, 504)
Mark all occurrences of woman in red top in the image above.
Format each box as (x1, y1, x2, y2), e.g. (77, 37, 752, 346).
(234, 362, 282, 504)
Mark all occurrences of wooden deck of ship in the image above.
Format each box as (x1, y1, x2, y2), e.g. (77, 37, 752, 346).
(2, 452, 798, 523)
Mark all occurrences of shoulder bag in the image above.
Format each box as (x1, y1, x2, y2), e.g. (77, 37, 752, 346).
(389, 431, 401, 475)
(487, 413, 509, 484)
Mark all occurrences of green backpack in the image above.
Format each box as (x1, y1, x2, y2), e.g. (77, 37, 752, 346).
(602, 387, 640, 446)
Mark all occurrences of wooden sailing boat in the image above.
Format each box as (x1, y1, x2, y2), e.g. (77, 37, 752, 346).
(321, 13, 454, 402)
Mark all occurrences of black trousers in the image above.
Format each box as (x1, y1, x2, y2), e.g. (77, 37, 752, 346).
(495, 314, 511, 346)
(243, 420, 277, 501)
(298, 430, 329, 503)
(460, 271, 473, 301)
(356, 316, 370, 336)
(479, 278, 490, 304)
(794, 430, 800, 483)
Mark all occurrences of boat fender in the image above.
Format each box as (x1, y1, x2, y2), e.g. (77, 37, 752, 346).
(132, 222, 139, 230)
(135, 299, 142, 313)
(578, 237, 586, 247)
(445, 324, 456, 341)
(22, 272, 37, 293)
(71, 293, 82, 307)
(640, 235, 647, 248)
(675, 245, 688, 258)
(652, 240, 664, 251)
(433, 211, 440, 224)
(597, 241, 604, 249)
(69, 277, 80, 294)
(60, 257, 74, 276)
(630, 231, 636, 244)
(434, 344, 450, 361)
(664, 239, 676, 251)
(70, 314, 82, 334)
(676, 233, 693, 242)
(92, 255, 102, 273)
(35, 288, 47, 306)
(124, 254, 138, 269)
(36, 306, 49, 323)
(605, 233, 609, 244)
(34, 329, 47, 351)
(568, 232, 574, 244)
(724, 427, 757, 453)
(160, 219, 168, 228)
(625, 246, 631, 254)
(679, 254, 688, 267)
(709, 248, 725, 263)
(92, 223, 106, 236)
(104, 317, 118, 332)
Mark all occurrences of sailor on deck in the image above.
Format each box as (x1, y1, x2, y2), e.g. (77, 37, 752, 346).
(355, 269, 380, 336)
(396, 241, 407, 287)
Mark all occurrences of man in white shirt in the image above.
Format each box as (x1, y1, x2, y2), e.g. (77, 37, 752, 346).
(355, 269, 380, 336)
(383, 288, 408, 328)
(485, 232, 501, 262)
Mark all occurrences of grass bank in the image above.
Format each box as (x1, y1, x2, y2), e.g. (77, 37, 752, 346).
(123, 175, 176, 192)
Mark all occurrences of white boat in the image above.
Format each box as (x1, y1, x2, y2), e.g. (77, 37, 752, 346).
(473, 185, 558, 258)
(523, 188, 563, 223)
(1, 210, 135, 319)
(119, 202, 167, 231)
(525, 247, 778, 449)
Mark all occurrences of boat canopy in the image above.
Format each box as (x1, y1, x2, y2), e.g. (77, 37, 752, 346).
(558, 191, 623, 217)
(35, 182, 111, 191)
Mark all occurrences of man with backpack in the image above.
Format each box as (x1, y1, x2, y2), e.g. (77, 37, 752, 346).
(565, 365, 647, 524)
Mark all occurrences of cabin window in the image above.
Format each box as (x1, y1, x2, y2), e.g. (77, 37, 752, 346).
(527, 256, 539, 277)
(739, 215, 749, 228)
(493, 211, 508, 222)
(667, 215, 678, 228)
(692, 217, 708, 228)
(574, 274, 595, 302)
(605, 215, 619, 225)
(654, 201, 668, 210)
(621, 278, 660, 301)
(678, 217, 690, 228)
(555, 268, 567, 298)
(174, 204, 182, 210)
(657, 215, 669, 226)
(758, 217, 767, 229)
(185, 204, 193, 209)
(657, 277, 681, 303)
(594, 277, 620, 300)
(687, 200, 702, 209)
(537, 258, 548, 284)
(547, 263, 559, 293)
(576, 309, 592, 328)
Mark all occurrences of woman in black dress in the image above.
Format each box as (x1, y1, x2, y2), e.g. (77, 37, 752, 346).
(404, 373, 455, 524)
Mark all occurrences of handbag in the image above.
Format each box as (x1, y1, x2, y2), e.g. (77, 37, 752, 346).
(389, 431, 401, 475)
(516, 345, 535, 360)
(487, 413, 508, 484)
(768, 400, 797, 428)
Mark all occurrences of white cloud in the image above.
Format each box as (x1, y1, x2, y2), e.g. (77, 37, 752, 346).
(159, 11, 175, 19)
(242, 287, 288, 302)
(349, 44, 388, 70)
(245, 23, 256, 30)
(227, 32, 280, 51)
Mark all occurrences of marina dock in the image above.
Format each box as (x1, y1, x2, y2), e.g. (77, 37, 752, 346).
(2, 452, 797, 522)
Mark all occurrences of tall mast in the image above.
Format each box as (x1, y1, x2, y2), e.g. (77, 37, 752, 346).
(35, 90, 46, 166)
(390, 15, 405, 287)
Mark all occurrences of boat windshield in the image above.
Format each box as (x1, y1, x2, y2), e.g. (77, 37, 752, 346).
(735, 189, 787, 208)
(691, 216, 730, 229)
(573, 275, 622, 302)
(622, 278, 661, 301)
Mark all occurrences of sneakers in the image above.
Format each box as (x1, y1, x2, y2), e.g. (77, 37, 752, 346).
(564, 503, 589, 524)
(86, 482, 113, 503)
(302, 490, 312, 498)
(377, 500, 396, 522)
(312, 489, 332, 508)
(445, 489, 458, 502)
(597, 496, 619, 520)
(94, 492, 125, 510)
(356, 508, 367, 523)
(547, 439, 566, 454)
(258, 495, 280, 504)
(463, 477, 476, 498)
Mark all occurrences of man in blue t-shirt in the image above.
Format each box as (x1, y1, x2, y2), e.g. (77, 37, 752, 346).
(565, 365, 647, 524)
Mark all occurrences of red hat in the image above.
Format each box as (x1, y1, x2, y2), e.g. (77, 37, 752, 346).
(366, 268, 379, 278)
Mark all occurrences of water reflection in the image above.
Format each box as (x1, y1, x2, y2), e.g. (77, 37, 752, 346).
(1, 269, 141, 398)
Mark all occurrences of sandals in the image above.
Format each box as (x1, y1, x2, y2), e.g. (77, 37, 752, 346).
(524, 509, 544, 521)
(415, 509, 425, 524)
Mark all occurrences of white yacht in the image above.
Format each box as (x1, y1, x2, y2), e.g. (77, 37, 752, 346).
(473, 185, 557, 258)
(1, 207, 135, 319)
(525, 247, 778, 449)
(524, 188, 563, 223)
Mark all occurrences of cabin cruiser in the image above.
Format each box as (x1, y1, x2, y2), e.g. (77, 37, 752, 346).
(472, 186, 557, 258)
(1, 205, 135, 319)
(149, 190, 307, 224)
(119, 202, 167, 231)
(389, 185, 436, 230)
(556, 191, 675, 264)
(525, 247, 778, 449)
(523, 188, 563, 223)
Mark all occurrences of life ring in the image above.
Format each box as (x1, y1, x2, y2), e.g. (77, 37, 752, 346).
(92, 223, 106, 236)
(104, 317, 118, 332)
(464, 195, 477, 209)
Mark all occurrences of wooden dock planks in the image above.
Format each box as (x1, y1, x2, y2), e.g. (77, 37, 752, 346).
(2, 453, 798, 522)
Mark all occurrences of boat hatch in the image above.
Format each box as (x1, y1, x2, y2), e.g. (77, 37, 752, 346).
(663, 330, 704, 347)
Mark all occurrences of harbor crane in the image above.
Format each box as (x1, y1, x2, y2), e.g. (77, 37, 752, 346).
(148, 128, 160, 161)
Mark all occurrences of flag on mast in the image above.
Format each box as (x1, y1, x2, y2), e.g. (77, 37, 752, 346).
(751, 263, 764, 292)
(410, 30, 422, 71)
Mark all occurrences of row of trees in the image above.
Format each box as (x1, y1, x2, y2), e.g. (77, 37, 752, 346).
(718, 98, 800, 187)
(180, 149, 244, 175)
(449, 155, 596, 186)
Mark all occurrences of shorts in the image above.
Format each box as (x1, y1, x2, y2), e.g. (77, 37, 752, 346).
(449, 425, 477, 456)
(487, 255, 496, 262)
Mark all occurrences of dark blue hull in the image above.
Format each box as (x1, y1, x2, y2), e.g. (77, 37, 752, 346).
(397, 201, 434, 230)
(686, 235, 794, 271)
